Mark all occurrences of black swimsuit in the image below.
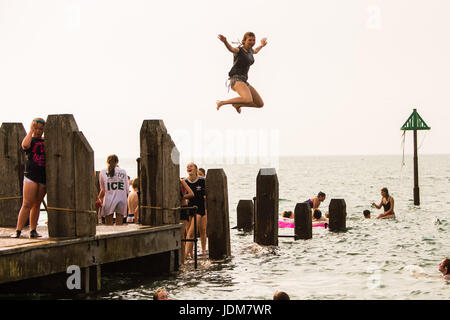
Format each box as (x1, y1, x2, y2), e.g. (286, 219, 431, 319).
(382, 198, 393, 214)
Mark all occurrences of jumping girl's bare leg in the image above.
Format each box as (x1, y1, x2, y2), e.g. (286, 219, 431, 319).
(231, 84, 264, 110)
(217, 82, 253, 112)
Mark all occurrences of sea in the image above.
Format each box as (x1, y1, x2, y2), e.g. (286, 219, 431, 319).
(41, 155, 450, 300)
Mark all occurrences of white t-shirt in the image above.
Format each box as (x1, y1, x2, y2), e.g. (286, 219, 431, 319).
(99, 166, 129, 217)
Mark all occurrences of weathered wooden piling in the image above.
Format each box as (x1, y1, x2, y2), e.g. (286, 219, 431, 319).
(45, 114, 96, 238)
(294, 202, 312, 240)
(255, 168, 279, 246)
(206, 169, 231, 261)
(237, 200, 254, 232)
(328, 199, 347, 232)
(139, 120, 180, 226)
(0, 123, 26, 227)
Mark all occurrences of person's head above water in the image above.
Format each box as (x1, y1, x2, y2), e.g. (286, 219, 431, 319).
(313, 209, 322, 220)
(439, 258, 450, 276)
(282, 211, 293, 219)
(363, 210, 371, 218)
(317, 192, 326, 202)
(273, 291, 290, 300)
(153, 288, 168, 300)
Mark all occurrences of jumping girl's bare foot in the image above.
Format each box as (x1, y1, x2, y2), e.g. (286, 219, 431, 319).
(232, 104, 242, 114)
(216, 101, 223, 110)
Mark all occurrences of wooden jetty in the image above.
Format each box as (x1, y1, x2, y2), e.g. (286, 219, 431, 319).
(0, 115, 184, 295)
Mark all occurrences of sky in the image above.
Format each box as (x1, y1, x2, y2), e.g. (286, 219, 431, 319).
(1, 0, 449, 166)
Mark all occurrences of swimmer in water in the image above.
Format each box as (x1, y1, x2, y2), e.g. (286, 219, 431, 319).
(439, 258, 450, 280)
(304, 192, 326, 211)
(312, 209, 328, 223)
(363, 210, 371, 219)
(371, 187, 395, 219)
(281, 211, 294, 219)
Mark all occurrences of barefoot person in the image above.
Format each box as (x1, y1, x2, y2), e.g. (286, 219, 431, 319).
(371, 187, 395, 219)
(11, 118, 46, 238)
(216, 32, 267, 113)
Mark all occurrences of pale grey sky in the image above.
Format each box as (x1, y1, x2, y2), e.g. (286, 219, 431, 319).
(1, 0, 449, 164)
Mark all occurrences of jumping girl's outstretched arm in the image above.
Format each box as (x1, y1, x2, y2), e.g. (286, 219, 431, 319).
(218, 34, 239, 55)
(253, 37, 267, 54)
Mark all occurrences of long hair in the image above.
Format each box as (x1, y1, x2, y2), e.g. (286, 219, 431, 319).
(107, 154, 119, 177)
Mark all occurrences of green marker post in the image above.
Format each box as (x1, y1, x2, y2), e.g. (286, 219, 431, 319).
(400, 109, 430, 205)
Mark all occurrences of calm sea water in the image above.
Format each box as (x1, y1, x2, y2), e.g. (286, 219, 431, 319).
(59, 155, 450, 299)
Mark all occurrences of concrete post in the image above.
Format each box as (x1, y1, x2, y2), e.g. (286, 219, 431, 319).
(237, 200, 254, 232)
(45, 114, 96, 238)
(294, 202, 312, 240)
(206, 169, 231, 261)
(139, 120, 180, 226)
(328, 199, 347, 232)
(255, 168, 279, 246)
(0, 123, 26, 227)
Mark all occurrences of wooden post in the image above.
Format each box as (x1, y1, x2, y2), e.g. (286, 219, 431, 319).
(0, 123, 26, 227)
(255, 168, 278, 246)
(413, 129, 420, 205)
(237, 200, 253, 232)
(328, 199, 347, 232)
(45, 114, 96, 238)
(294, 202, 312, 240)
(139, 120, 180, 226)
(206, 169, 231, 261)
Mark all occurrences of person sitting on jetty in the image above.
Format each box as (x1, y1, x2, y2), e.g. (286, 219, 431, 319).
(312, 209, 328, 223)
(153, 288, 169, 300)
(363, 210, 371, 219)
(184, 162, 207, 258)
(273, 291, 290, 300)
(98, 155, 129, 225)
(126, 178, 139, 223)
(371, 187, 395, 219)
(304, 192, 326, 211)
(11, 118, 46, 239)
(439, 258, 450, 280)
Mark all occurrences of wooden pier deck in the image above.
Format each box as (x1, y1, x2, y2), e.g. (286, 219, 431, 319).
(0, 224, 182, 294)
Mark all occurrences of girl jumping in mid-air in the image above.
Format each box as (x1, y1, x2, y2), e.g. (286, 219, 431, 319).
(217, 32, 267, 114)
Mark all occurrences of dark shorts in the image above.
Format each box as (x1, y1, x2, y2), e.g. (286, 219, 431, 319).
(229, 75, 250, 90)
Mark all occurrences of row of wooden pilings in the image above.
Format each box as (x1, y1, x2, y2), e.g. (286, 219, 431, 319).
(0, 114, 347, 264)
(0, 115, 184, 237)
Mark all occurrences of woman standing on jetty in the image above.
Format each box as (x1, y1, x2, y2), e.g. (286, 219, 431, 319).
(11, 118, 46, 238)
(98, 155, 129, 225)
(216, 32, 267, 114)
(371, 187, 395, 219)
